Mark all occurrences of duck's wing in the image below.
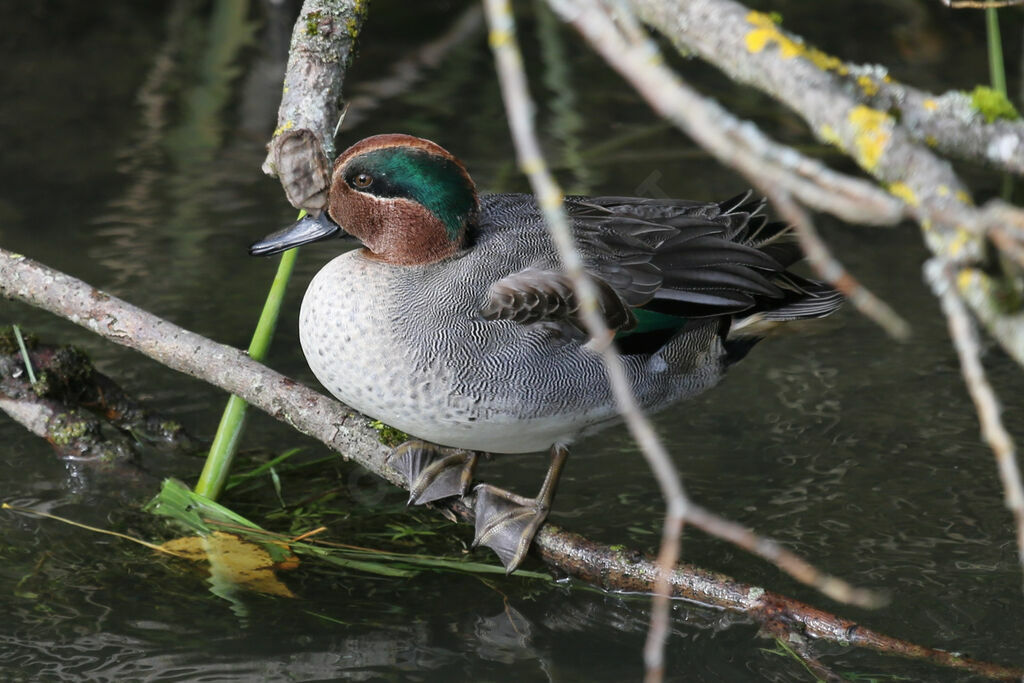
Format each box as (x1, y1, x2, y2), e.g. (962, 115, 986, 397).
(478, 192, 841, 343)
(480, 267, 635, 337)
(568, 193, 785, 311)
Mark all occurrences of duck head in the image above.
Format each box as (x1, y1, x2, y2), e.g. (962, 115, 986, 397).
(251, 134, 479, 265)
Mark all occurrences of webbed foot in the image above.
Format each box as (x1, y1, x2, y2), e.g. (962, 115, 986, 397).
(472, 444, 569, 573)
(473, 485, 552, 571)
(387, 440, 478, 505)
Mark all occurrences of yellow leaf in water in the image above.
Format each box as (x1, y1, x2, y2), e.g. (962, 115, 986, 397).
(160, 531, 298, 598)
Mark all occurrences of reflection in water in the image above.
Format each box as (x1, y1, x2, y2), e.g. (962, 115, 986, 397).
(93, 0, 263, 300)
(535, 1, 593, 195)
(1, 553, 772, 681)
(474, 604, 536, 664)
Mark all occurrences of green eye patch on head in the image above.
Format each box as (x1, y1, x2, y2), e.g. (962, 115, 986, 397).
(343, 147, 478, 239)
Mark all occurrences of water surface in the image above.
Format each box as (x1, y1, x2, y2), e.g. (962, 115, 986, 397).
(1, 1, 1022, 680)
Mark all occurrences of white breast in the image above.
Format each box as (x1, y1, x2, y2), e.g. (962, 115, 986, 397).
(299, 251, 598, 453)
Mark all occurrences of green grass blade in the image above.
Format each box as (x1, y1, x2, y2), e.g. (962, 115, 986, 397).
(312, 549, 420, 577)
(226, 447, 305, 490)
(146, 478, 264, 533)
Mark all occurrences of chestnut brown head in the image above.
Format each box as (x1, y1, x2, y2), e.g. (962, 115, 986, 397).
(327, 134, 479, 265)
(250, 134, 478, 265)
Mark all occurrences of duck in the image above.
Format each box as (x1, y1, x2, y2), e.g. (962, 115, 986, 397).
(250, 133, 843, 573)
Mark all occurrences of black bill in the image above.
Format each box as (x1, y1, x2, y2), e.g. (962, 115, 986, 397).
(249, 212, 342, 256)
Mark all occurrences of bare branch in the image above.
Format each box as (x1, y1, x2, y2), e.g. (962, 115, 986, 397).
(769, 190, 910, 339)
(483, 2, 883, 679)
(535, 527, 1022, 680)
(482, 2, 687, 676)
(927, 259, 1024, 576)
(941, 0, 1024, 8)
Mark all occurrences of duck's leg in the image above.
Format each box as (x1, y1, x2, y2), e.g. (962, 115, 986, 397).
(472, 444, 569, 573)
(387, 440, 478, 505)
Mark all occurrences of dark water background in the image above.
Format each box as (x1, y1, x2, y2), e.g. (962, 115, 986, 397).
(2, 0, 1024, 680)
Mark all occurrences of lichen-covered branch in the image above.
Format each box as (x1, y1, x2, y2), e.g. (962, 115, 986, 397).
(625, 0, 1024, 355)
(546, 0, 909, 339)
(0, 247, 1020, 678)
(628, 1, 977, 246)
(262, 0, 367, 211)
(862, 75, 1024, 174)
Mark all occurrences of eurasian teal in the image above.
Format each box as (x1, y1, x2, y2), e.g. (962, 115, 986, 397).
(251, 134, 842, 572)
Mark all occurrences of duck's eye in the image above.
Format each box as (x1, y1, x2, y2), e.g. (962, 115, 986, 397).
(352, 173, 373, 189)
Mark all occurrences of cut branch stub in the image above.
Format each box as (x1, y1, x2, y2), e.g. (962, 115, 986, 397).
(268, 129, 333, 212)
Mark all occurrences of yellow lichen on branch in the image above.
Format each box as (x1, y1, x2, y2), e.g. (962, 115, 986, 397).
(857, 75, 879, 96)
(847, 105, 892, 171)
(887, 182, 918, 207)
(744, 11, 847, 74)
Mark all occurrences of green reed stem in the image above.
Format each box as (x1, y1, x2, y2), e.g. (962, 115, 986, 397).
(986, 8, 1013, 200)
(987, 8, 1006, 96)
(195, 217, 302, 499)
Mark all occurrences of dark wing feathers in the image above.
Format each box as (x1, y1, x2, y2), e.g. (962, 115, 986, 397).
(658, 263, 782, 298)
(757, 277, 844, 321)
(759, 240, 805, 269)
(652, 236, 784, 271)
(480, 192, 841, 342)
(481, 268, 637, 336)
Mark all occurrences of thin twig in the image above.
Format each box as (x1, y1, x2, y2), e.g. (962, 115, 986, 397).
(546, 0, 906, 229)
(942, 0, 1024, 8)
(769, 190, 911, 339)
(927, 259, 1024, 580)
(482, 3, 688, 677)
(685, 503, 882, 608)
(482, 2, 882, 680)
